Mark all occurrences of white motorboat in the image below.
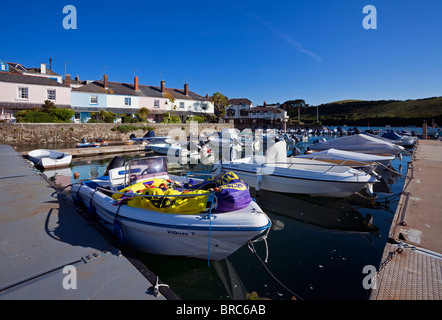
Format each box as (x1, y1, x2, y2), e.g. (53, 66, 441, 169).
(27, 149, 72, 169)
(145, 139, 189, 157)
(297, 148, 395, 172)
(212, 141, 378, 198)
(309, 134, 404, 155)
(70, 156, 270, 261)
(377, 130, 417, 147)
(146, 138, 211, 160)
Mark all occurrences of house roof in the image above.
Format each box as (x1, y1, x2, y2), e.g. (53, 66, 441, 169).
(7, 62, 61, 77)
(249, 106, 284, 113)
(73, 80, 210, 101)
(228, 98, 252, 105)
(0, 71, 66, 87)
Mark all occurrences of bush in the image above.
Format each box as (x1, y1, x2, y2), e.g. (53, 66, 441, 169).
(186, 115, 204, 123)
(162, 115, 181, 123)
(16, 102, 74, 123)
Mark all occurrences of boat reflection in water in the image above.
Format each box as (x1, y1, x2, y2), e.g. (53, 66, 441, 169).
(250, 189, 379, 233)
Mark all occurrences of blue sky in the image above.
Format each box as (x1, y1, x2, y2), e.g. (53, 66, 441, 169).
(1, 0, 441, 106)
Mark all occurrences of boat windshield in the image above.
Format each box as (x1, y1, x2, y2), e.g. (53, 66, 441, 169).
(127, 157, 168, 183)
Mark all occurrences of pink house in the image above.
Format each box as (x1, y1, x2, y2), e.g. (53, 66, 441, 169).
(0, 71, 71, 119)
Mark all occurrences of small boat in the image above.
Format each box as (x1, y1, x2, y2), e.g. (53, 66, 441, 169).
(144, 136, 211, 160)
(297, 148, 395, 172)
(212, 141, 378, 198)
(76, 142, 101, 148)
(27, 149, 72, 169)
(70, 156, 270, 261)
(130, 131, 170, 144)
(377, 130, 417, 147)
(310, 133, 404, 156)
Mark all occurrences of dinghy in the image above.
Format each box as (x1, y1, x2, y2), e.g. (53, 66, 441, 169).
(212, 141, 378, 198)
(70, 156, 270, 261)
(27, 149, 72, 169)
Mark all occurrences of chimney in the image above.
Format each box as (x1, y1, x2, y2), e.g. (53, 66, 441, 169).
(75, 75, 79, 82)
(104, 74, 108, 89)
(41, 63, 46, 74)
(134, 76, 139, 90)
(184, 83, 189, 96)
(65, 74, 71, 87)
(161, 80, 165, 93)
(206, 94, 210, 99)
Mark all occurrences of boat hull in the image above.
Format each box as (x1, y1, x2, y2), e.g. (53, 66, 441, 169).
(70, 182, 270, 261)
(223, 168, 373, 198)
(216, 157, 377, 198)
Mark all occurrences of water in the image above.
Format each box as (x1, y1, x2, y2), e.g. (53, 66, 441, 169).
(26, 129, 412, 300)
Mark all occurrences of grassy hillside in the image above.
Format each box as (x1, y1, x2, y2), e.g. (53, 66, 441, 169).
(301, 97, 442, 126)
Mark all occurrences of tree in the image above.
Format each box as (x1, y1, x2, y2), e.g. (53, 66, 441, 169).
(163, 90, 177, 115)
(41, 99, 57, 111)
(282, 99, 309, 119)
(98, 110, 116, 123)
(210, 92, 229, 121)
(137, 107, 150, 122)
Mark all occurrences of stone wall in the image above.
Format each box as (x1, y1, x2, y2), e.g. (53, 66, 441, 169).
(0, 122, 234, 145)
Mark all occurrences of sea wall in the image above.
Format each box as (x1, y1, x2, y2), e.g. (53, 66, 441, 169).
(0, 122, 234, 145)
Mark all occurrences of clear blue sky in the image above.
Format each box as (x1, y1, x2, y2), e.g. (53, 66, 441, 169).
(1, 0, 441, 106)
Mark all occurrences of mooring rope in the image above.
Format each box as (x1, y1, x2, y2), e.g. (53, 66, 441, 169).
(247, 239, 304, 300)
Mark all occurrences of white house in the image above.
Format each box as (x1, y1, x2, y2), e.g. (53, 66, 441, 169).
(225, 98, 254, 120)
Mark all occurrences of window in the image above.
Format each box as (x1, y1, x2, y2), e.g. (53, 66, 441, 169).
(90, 95, 98, 104)
(179, 102, 185, 109)
(226, 109, 235, 117)
(201, 103, 208, 110)
(154, 100, 160, 108)
(125, 97, 131, 106)
(18, 87, 28, 99)
(47, 89, 56, 101)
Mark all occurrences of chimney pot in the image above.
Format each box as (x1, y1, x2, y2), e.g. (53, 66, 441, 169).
(65, 74, 71, 87)
(104, 75, 108, 89)
(161, 80, 165, 93)
(184, 83, 189, 96)
(134, 76, 139, 90)
(41, 63, 46, 74)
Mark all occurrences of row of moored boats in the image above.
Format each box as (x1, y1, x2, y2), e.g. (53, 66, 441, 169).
(25, 127, 415, 261)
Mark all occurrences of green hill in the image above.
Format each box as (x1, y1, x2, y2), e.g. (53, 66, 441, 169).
(301, 97, 442, 126)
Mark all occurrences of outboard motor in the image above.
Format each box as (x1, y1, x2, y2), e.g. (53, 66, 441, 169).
(104, 156, 126, 176)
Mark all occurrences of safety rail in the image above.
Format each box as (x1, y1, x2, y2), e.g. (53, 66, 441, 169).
(96, 186, 215, 199)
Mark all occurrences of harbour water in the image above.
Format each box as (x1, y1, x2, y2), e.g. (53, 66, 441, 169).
(18, 128, 413, 300)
